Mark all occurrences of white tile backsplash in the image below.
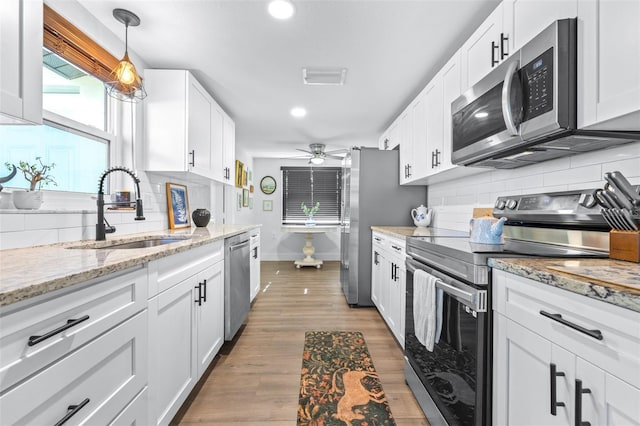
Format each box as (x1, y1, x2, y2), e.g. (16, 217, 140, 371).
(429, 141, 640, 231)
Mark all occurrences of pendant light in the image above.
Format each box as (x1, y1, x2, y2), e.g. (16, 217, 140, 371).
(106, 8, 147, 102)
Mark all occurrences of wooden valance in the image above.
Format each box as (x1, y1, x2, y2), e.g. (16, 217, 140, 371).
(43, 4, 119, 83)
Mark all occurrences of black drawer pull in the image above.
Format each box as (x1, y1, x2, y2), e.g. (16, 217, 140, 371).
(540, 311, 603, 340)
(28, 315, 90, 347)
(195, 283, 203, 306)
(54, 398, 90, 426)
(550, 363, 566, 415)
(202, 279, 207, 303)
(575, 379, 591, 426)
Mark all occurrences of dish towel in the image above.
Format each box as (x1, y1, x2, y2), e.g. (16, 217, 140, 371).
(413, 270, 439, 351)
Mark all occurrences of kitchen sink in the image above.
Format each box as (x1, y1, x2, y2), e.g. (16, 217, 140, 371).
(67, 236, 192, 250)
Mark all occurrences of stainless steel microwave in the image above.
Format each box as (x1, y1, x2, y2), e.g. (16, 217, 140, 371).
(451, 18, 640, 169)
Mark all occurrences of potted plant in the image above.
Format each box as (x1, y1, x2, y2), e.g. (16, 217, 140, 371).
(5, 157, 57, 209)
(301, 202, 320, 226)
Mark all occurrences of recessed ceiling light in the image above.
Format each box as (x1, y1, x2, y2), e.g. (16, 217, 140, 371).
(268, 0, 295, 20)
(290, 107, 306, 118)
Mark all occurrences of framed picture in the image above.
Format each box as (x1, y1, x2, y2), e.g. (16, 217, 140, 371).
(260, 176, 276, 194)
(166, 182, 190, 229)
(237, 193, 242, 211)
(248, 169, 253, 184)
(242, 170, 247, 187)
(235, 160, 244, 188)
(249, 184, 254, 193)
(243, 188, 249, 207)
(263, 200, 273, 211)
(249, 197, 253, 209)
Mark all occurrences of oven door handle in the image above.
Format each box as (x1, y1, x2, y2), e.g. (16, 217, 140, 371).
(406, 258, 487, 312)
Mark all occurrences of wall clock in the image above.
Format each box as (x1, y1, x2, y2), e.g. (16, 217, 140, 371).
(260, 176, 276, 194)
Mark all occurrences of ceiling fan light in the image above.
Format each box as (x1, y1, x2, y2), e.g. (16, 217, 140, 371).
(268, 0, 295, 20)
(310, 156, 324, 165)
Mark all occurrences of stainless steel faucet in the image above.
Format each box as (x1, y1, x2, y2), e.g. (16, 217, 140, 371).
(96, 167, 145, 241)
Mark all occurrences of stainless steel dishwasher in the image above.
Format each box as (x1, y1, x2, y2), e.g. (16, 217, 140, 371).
(224, 232, 251, 340)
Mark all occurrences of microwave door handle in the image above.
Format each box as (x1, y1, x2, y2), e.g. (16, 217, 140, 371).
(501, 60, 520, 136)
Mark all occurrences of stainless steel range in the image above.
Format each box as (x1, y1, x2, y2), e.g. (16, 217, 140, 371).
(404, 189, 610, 426)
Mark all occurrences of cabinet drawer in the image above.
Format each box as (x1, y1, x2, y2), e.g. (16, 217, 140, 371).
(493, 270, 640, 388)
(148, 240, 224, 297)
(110, 387, 148, 425)
(0, 267, 147, 391)
(0, 310, 147, 425)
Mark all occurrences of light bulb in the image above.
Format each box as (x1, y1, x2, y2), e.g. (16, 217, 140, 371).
(310, 157, 324, 165)
(117, 61, 136, 85)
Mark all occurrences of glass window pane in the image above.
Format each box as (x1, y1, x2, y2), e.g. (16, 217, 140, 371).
(42, 48, 106, 131)
(0, 123, 108, 193)
(281, 166, 342, 225)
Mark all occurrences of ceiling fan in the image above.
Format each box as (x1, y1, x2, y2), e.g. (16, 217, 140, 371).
(296, 143, 347, 164)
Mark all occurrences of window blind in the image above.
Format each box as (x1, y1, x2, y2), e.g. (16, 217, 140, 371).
(281, 166, 342, 224)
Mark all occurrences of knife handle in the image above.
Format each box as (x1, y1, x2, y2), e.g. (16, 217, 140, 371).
(610, 171, 640, 206)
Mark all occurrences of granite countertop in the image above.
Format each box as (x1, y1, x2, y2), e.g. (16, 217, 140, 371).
(490, 258, 640, 313)
(0, 224, 258, 307)
(371, 226, 467, 238)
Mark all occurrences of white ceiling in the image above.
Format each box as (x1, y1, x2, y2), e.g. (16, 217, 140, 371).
(76, 0, 501, 159)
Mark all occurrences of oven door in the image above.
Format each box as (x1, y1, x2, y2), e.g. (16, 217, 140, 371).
(405, 258, 491, 426)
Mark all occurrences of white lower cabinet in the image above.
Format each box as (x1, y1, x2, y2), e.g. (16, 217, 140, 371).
(0, 310, 148, 425)
(0, 268, 148, 425)
(147, 241, 225, 426)
(371, 231, 406, 348)
(250, 229, 261, 302)
(493, 269, 640, 425)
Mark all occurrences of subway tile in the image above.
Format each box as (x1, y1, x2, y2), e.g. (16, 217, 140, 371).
(0, 229, 58, 250)
(570, 141, 640, 168)
(0, 213, 25, 232)
(543, 164, 602, 187)
(603, 157, 640, 179)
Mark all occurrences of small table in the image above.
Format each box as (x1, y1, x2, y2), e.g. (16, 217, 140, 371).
(281, 225, 339, 268)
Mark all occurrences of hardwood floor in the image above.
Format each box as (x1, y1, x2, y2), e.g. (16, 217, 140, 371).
(173, 261, 429, 425)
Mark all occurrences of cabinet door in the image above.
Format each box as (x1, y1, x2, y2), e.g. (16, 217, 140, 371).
(211, 104, 225, 183)
(424, 79, 444, 177)
(398, 111, 412, 184)
(387, 260, 401, 336)
(440, 52, 461, 174)
(460, 3, 504, 91)
(409, 90, 429, 182)
(148, 278, 197, 426)
(579, 0, 640, 130)
(0, 0, 42, 124)
(504, 0, 577, 52)
(250, 238, 261, 302)
(377, 251, 390, 317)
(494, 314, 559, 425)
(195, 261, 224, 377)
(222, 115, 236, 185)
(187, 76, 213, 177)
(387, 121, 400, 151)
(398, 265, 406, 349)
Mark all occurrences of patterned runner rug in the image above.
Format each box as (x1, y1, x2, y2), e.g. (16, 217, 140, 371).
(297, 331, 396, 425)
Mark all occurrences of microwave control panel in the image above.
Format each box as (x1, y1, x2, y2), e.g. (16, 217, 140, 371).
(522, 47, 554, 121)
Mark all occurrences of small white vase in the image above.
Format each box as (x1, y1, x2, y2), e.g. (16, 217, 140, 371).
(13, 191, 44, 209)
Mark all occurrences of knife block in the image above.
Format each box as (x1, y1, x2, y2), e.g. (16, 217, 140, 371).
(609, 230, 640, 262)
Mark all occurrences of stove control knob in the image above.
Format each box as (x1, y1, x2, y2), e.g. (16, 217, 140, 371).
(506, 199, 517, 210)
(579, 192, 597, 208)
(495, 199, 506, 210)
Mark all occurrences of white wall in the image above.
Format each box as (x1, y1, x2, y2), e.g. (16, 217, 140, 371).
(233, 157, 342, 261)
(429, 141, 640, 231)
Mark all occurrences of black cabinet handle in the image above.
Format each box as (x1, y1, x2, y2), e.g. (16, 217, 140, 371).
(384, 138, 389, 150)
(28, 315, 90, 347)
(550, 363, 566, 415)
(404, 164, 408, 178)
(540, 311, 603, 340)
(54, 398, 90, 426)
(189, 150, 195, 167)
(491, 41, 500, 66)
(374, 251, 379, 265)
(202, 279, 207, 303)
(575, 379, 591, 426)
(391, 263, 396, 281)
(195, 283, 202, 306)
(500, 32, 509, 59)
(253, 246, 258, 259)
(407, 164, 412, 178)
(434, 149, 441, 167)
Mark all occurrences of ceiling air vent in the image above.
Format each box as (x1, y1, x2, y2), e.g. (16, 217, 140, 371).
(302, 68, 347, 85)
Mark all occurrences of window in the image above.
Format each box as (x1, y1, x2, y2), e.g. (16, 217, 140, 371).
(281, 167, 342, 225)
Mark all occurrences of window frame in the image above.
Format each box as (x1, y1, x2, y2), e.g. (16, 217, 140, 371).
(280, 166, 343, 225)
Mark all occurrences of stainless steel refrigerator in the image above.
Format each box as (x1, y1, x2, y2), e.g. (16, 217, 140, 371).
(340, 147, 427, 306)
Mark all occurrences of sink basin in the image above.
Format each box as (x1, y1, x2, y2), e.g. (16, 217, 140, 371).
(67, 236, 191, 250)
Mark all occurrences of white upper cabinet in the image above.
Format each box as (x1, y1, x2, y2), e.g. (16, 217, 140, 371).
(439, 51, 462, 174)
(578, 0, 640, 130)
(0, 0, 43, 124)
(503, 0, 577, 52)
(460, 2, 506, 92)
(143, 69, 235, 184)
(222, 114, 236, 185)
